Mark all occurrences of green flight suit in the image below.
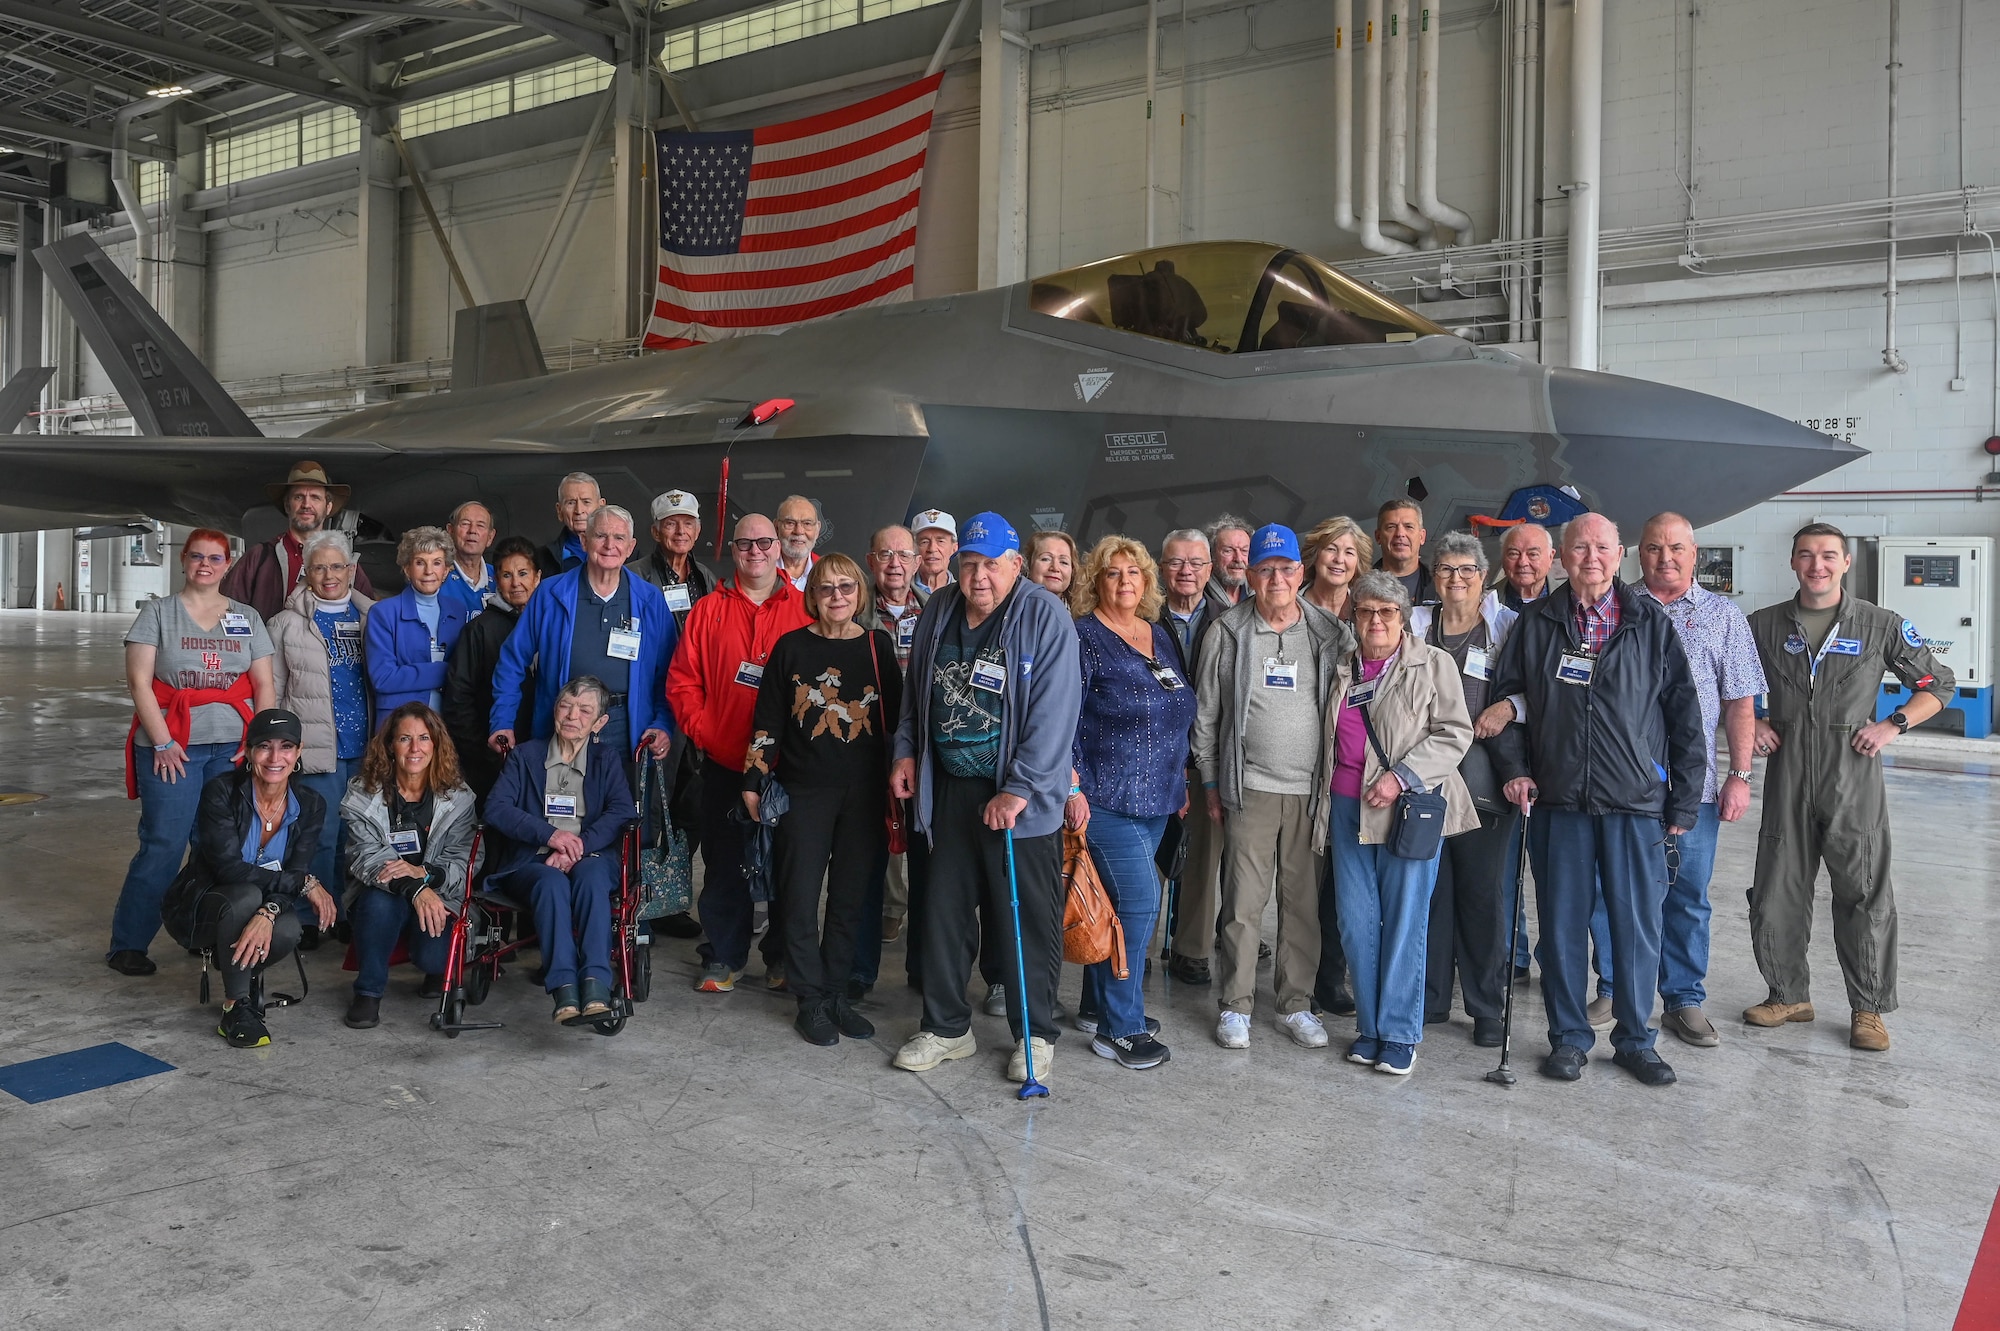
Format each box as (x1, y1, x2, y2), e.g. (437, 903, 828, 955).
(1745, 594, 1954, 1013)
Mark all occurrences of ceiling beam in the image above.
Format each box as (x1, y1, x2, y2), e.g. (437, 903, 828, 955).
(0, 108, 175, 159)
(242, 0, 379, 99)
(257, 0, 522, 22)
(470, 3, 618, 63)
(0, 0, 391, 110)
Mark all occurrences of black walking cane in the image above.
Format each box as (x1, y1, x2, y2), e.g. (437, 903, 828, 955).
(1486, 796, 1533, 1087)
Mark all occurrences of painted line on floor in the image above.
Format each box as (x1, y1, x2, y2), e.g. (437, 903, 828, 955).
(1954, 1185, 2000, 1330)
(0, 1041, 175, 1104)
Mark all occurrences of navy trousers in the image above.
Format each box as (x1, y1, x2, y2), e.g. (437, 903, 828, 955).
(1526, 809, 1667, 1055)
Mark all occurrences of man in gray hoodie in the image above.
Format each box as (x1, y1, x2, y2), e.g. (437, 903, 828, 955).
(889, 512, 1083, 1085)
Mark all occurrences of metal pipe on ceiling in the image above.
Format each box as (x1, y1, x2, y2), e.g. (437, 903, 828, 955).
(1331, 0, 1357, 237)
(1882, 0, 1908, 373)
(1381, 0, 1432, 246)
(1357, 0, 1411, 253)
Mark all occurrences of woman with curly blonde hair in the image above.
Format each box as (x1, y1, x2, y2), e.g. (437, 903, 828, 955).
(340, 701, 478, 1029)
(1302, 516, 1374, 624)
(1065, 535, 1193, 1069)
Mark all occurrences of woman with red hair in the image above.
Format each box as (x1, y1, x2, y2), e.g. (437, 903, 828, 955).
(109, 529, 276, 976)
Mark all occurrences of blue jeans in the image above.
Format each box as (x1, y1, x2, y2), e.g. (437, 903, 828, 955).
(110, 741, 241, 956)
(1588, 801, 1720, 1007)
(349, 884, 456, 997)
(489, 853, 618, 991)
(1079, 811, 1167, 1039)
(1529, 809, 1667, 1054)
(1328, 794, 1441, 1046)
(296, 757, 359, 923)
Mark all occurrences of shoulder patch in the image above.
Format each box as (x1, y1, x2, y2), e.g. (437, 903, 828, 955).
(1901, 619, 1924, 649)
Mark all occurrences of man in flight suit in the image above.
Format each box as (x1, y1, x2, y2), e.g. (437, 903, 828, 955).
(1744, 522, 1954, 1052)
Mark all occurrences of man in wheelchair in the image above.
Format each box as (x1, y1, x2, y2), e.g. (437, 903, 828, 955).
(483, 677, 640, 1025)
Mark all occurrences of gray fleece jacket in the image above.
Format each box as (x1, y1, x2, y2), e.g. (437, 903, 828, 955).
(894, 579, 1082, 840)
(1192, 598, 1356, 813)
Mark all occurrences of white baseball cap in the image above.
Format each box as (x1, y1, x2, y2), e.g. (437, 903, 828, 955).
(651, 490, 700, 521)
(912, 508, 956, 538)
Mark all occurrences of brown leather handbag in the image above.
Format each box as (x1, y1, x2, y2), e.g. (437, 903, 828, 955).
(1061, 827, 1128, 978)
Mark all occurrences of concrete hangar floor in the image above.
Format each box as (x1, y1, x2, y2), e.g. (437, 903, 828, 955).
(0, 609, 1992, 1331)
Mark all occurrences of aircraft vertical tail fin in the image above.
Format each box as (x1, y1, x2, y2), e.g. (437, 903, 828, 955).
(451, 300, 548, 390)
(33, 234, 260, 438)
(0, 366, 54, 433)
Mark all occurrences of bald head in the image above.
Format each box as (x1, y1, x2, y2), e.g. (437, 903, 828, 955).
(1639, 511, 1698, 601)
(1500, 521, 1555, 599)
(733, 512, 779, 592)
(1559, 514, 1623, 601)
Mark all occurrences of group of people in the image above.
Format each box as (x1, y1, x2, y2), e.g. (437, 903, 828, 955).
(105, 462, 1943, 1086)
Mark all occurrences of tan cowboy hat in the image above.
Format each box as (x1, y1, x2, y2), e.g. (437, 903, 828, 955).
(267, 460, 351, 513)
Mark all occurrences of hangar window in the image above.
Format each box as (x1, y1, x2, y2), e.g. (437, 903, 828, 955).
(1027, 242, 1446, 354)
(661, 0, 958, 72)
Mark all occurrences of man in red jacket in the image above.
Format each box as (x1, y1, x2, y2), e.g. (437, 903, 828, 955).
(221, 461, 375, 620)
(666, 513, 813, 992)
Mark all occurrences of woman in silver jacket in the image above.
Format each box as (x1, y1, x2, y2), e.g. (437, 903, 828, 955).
(341, 701, 478, 1029)
(1316, 571, 1475, 1077)
(268, 529, 374, 942)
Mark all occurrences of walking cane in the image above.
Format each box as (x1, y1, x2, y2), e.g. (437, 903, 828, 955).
(1002, 826, 1050, 1100)
(1486, 799, 1533, 1087)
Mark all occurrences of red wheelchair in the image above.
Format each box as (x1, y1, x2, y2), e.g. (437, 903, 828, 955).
(430, 822, 651, 1037)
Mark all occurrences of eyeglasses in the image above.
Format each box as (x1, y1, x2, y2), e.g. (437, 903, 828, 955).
(732, 536, 778, 553)
(777, 517, 820, 531)
(1434, 564, 1483, 581)
(1355, 606, 1402, 622)
(875, 549, 915, 562)
(1161, 558, 1211, 571)
(185, 551, 228, 565)
(305, 563, 350, 576)
(818, 581, 859, 598)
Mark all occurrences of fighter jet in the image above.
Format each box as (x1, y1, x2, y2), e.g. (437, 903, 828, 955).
(4, 235, 1861, 556)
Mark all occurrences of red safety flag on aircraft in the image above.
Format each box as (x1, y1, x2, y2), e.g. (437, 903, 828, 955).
(642, 73, 944, 349)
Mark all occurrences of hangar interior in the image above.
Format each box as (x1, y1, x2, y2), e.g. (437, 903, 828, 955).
(1, 1, 1999, 1327)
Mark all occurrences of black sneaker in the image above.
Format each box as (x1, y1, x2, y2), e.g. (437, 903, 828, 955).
(107, 950, 156, 976)
(1472, 1017, 1505, 1048)
(218, 1001, 270, 1048)
(1257, 941, 1273, 961)
(419, 972, 444, 998)
(1612, 1047, 1677, 1087)
(831, 997, 875, 1039)
(795, 1000, 840, 1046)
(1091, 1032, 1171, 1070)
(1315, 986, 1357, 1017)
(845, 979, 873, 1002)
(297, 926, 322, 953)
(1166, 953, 1211, 985)
(1540, 1044, 1588, 1081)
(344, 994, 381, 1029)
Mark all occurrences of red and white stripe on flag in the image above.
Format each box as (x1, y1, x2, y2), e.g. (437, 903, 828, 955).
(643, 73, 944, 349)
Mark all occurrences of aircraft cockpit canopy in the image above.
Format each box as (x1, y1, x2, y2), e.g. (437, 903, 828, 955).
(1028, 242, 1448, 354)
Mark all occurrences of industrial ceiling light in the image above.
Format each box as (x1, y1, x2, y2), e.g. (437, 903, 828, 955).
(145, 83, 192, 98)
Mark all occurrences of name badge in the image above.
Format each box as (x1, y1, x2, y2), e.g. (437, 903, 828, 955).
(334, 620, 361, 640)
(257, 857, 282, 871)
(1148, 661, 1185, 691)
(1828, 637, 1863, 656)
(897, 617, 915, 650)
(735, 660, 765, 688)
(1263, 658, 1298, 690)
(1783, 633, 1808, 655)
(1463, 646, 1492, 681)
(664, 585, 692, 613)
(545, 792, 578, 819)
(971, 658, 1007, 693)
(429, 641, 446, 663)
(1557, 653, 1596, 685)
(388, 827, 421, 856)
(608, 628, 642, 661)
(221, 612, 252, 637)
(1347, 676, 1378, 707)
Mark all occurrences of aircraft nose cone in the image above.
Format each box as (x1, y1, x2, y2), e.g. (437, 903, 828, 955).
(1547, 368, 1866, 530)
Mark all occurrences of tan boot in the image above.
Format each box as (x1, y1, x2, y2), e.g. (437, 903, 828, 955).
(1850, 1011, 1890, 1051)
(1743, 996, 1815, 1027)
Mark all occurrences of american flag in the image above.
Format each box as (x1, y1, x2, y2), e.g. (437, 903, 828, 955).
(642, 73, 944, 349)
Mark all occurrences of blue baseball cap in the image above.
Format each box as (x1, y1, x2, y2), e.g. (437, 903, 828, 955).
(958, 511, 1020, 559)
(1250, 523, 1301, 565)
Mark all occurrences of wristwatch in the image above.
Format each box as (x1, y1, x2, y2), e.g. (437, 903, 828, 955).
(1889, 710, 1911, 733)
(1728, 768, 1753, 782)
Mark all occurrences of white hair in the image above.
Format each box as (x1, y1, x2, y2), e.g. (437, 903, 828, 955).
(556, 471, 600, 500)
(300, 529, 353, 565)
(588, 504, 635, 537)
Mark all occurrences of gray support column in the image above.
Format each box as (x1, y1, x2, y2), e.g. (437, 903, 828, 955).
(160, 115, 207, 355)
(977, 0, 1028, 289)
(611, 63, 656, 340)
(10, 203, 42, 387)
(358, 107, 399, 379)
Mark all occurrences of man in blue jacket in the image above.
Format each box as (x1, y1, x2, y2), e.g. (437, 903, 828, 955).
(489, 505, 677, 775)
(888, 512, 1083, 1085)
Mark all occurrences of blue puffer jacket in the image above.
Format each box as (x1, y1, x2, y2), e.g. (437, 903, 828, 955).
(489, 567, 679, 742)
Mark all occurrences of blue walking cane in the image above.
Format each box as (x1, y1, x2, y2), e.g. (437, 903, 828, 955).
(1002, 823, 1049, 1100)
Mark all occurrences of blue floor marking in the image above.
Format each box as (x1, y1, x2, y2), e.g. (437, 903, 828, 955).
(0, 1041, 176, 1104)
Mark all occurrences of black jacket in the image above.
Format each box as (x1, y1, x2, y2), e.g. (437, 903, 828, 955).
(162, 770, 327, 947)
(443, 600, 532, 799)
(1156, 587, 1232, 679)
(1489, 579, 1705, 828)
(535, 531, 586, 579)
(630, 548, 715, 632)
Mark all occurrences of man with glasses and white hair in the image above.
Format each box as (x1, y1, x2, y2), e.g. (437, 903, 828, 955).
(1158, 526, 1232, 985)
(775, 494, 826, 592)
(861, 524, 929, 967)
(536, 472, 606, 577)
(668, 513, 815, 992)
(491, 504, 677, 770)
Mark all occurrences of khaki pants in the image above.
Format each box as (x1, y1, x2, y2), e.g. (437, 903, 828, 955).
(1218, 789, 1323, 1015)
(883, 852, 909, 920)
(1172, 772, 1225, 960)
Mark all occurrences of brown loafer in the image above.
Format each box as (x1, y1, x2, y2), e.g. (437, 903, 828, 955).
(1663, 1005, 1720, 1047)
(1743, 997, 1815, 1027)
(1850, 1011, 1890, 1051)
(882, 915, 903, 943)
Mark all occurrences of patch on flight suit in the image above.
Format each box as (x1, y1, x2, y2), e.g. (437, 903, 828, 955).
(1901, 620, 1924, 649)
(1783, 633, 1808, 655)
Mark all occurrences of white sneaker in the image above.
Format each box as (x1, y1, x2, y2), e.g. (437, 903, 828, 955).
(983, 983, 1008, 1017)
(1215, 1011, 1251, 1049)
(1007, 1037, 1054, 1083)
(893, 1030, 976, 1071)
(1281, 1010, 1329, 1048)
